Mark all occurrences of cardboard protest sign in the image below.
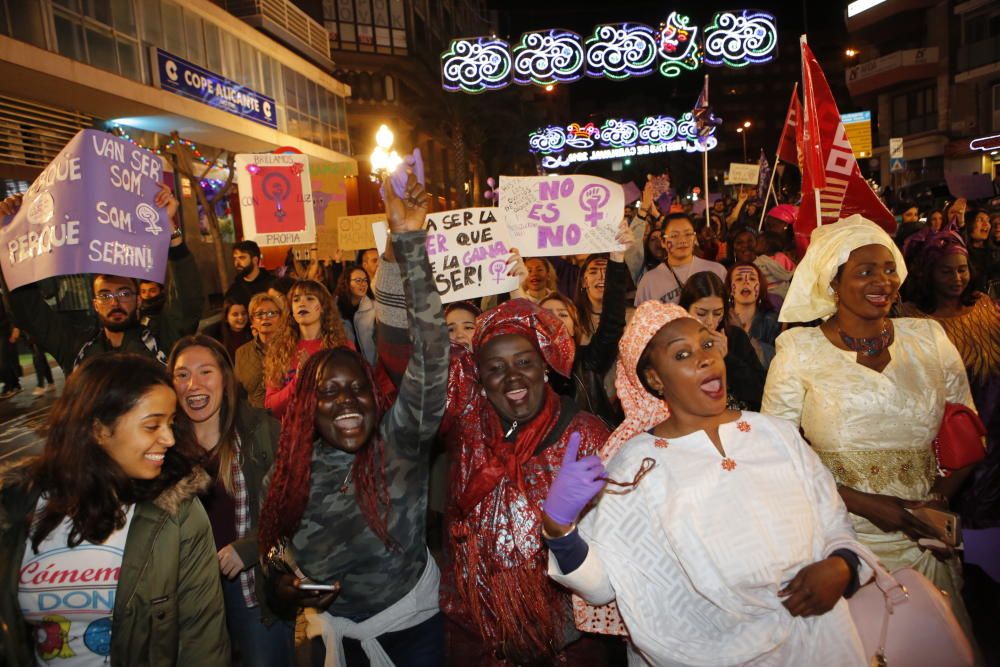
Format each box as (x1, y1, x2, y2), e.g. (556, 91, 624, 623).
(235, 153, 315, 247)
(499, 175, 624, 258)
(944, 173, 994, 201)
(338, 214, 384, 251)
(371, 208, 519, 304)
(726, 163, 760, 185)
(0, 129, 170, 290)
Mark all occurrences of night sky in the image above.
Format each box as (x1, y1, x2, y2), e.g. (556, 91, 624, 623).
(480, 0, 851, 189)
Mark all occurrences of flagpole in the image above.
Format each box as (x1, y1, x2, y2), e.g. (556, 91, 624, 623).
(702, 149, 710, 220)
(758, 156, 779, 231)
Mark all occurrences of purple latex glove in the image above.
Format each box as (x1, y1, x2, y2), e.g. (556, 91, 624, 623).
(543, 432, 607, 526)
(380, 148, 425, 202)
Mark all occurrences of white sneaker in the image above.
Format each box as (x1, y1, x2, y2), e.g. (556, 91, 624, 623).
(32, 387, 46, 396)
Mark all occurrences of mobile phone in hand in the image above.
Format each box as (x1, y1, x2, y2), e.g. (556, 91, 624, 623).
(905, 507, 960, 547)
(297, 582, 338, 592)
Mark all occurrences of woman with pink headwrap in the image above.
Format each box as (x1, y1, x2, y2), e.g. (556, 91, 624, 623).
(539, 301, 871, 666)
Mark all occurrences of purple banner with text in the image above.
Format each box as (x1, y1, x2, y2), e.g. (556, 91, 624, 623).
(1, 129, 169, 290)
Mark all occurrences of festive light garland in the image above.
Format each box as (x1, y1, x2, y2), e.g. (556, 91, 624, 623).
(530, 112, 717, 169)
(585, 23, 658, 80)
(109, 123, 229, 170)
(512, 30, 585, 86)
(441, 10, 777, 92)
(441, 37, 512, 94)
(703, 10, 778, 68)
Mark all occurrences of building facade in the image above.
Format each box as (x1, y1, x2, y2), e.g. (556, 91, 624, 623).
(844, 0, 1000, 193)
(0, 0, 356, 290)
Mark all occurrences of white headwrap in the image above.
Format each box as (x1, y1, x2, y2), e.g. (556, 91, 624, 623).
(779, 214, 907, 323)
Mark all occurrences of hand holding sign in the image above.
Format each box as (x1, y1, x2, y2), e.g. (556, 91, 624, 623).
(382, 172, 430, 234)
(153, 184, 181, 246)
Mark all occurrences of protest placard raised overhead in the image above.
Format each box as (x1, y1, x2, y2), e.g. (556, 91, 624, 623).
(0, 129, 171, 291)
(499, 175, 624, 258)
(726, 163, 761, 185)
(235, 153, 316, 247)
(372, 207, 518, 304)
(337, 214, 385, 251)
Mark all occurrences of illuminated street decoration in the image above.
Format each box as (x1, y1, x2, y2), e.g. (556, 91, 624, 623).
(529, 112, 717, 170)
(703, 10, 778, 67)
(512, 30, 585, 86)
(585, 23, 659, 79)
(659, 13, 701, 78)
(441, 37, 512, 93)
(441, 10, 777, 92)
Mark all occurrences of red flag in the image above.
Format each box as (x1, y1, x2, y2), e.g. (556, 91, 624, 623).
(776, 84, 800, 165)
(797, 37, 895, 243)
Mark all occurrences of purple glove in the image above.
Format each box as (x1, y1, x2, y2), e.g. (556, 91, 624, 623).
(380, 148, 425, 202)
(543, 432, 607, 526)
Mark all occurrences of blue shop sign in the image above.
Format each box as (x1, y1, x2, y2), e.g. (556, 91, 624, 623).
(153, 49, 277, 129)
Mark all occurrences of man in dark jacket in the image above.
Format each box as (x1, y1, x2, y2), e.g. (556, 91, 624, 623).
(1, 186, 204, 374)
(225, 240, 273, 306)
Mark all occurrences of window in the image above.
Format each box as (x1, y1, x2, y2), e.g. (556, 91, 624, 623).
(53, 11, 85, 60)
(161, 2, 184, 56)
(204, 23, 222, 73)
(890, 86, 937, 136)
(139, 0, 161, 45)
(184, 12, 204, 66)
(993, 83, 1000, 133)
(328, 0, 407, 53)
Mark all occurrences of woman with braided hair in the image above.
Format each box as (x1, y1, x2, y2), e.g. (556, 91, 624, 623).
(257, 173, 449, 666)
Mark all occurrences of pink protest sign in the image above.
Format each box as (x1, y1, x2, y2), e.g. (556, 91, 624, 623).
(499, 175, 624, 258)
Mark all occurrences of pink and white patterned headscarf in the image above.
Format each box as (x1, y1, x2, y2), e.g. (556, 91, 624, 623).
(574, 300, 694, 636)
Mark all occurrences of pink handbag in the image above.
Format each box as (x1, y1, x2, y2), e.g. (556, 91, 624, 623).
(846, 545, 974, 667)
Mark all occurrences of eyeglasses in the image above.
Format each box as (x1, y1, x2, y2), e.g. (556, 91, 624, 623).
(603, 457, 656, 495)
(350, 278, 370, 285)
(93, 288, 136, 304)
(252, 310, 280, 320)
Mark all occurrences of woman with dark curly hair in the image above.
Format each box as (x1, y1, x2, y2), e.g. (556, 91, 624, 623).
(264, 279, 350, 418)
(0, 354, 228, 666)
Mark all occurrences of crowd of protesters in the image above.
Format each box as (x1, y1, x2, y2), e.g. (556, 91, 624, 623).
(0, 163, 998, 667)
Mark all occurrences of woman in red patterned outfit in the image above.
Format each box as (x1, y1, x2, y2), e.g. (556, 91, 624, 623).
(437, 300, 613, 665)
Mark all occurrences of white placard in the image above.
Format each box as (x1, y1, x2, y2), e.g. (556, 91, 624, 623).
(727, 163, 760, 185)
(499, 175, 624, 258)
(371, 208, 519, 304)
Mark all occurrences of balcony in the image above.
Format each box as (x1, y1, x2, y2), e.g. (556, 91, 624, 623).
(845, 47, 938, 96)
(957, 35, 1000, 76)
(219, 0, 334, 70)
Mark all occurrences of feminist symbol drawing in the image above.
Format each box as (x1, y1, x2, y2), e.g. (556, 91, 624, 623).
(262, 172, 291, 221)
(580, 184, 611, 226)
(489, 259, 508, 283)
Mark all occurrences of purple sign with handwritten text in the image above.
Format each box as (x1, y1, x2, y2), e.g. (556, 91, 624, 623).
(499, 175, 624, 258)
(0, 129, 170, 290)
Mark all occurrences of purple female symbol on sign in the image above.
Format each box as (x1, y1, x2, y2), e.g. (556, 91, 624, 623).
(579, 184, 611, 226)
(262, 172, 290, 221)
(489, 258, 507, 283)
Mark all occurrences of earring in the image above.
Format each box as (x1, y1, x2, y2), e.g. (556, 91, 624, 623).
(544, 372, 549, 382)
(480, 388, 486, 397)
(834, 291, 839, 302)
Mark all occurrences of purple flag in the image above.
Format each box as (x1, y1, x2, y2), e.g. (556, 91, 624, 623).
(0, 129, 170, 290)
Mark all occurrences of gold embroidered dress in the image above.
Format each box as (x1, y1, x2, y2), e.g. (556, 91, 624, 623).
(762, 318, 976, 630)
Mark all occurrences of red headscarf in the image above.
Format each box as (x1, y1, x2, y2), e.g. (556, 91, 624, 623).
(457, 299, 575, 514)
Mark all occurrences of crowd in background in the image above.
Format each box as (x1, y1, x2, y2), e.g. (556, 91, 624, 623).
(0, 168, 998, 667)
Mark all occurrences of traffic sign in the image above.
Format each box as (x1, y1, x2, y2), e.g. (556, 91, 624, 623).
(890, 157, 906, 173)
(889, 137, 903, 159)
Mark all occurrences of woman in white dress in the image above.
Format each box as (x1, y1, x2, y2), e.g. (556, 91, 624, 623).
(761, 214, 980, 648)
(540, 300, 870, 666)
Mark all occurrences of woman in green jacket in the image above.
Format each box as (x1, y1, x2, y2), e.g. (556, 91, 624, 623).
(0, 353, 229, 667)
(168, 334, 293, 667)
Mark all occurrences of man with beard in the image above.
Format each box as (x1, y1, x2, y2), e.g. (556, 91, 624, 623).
(225, 240, 272, 306)
(1, 185, 203, 374)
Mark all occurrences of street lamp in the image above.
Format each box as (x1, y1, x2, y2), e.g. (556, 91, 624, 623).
(736, 127, 748, 163)
(845, 48, 860, 58)
(370, 124, 402, 179)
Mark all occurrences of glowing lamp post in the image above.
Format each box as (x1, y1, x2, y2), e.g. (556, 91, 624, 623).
(369, 124, 402, 180)
(737, 120, 751, 162)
